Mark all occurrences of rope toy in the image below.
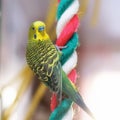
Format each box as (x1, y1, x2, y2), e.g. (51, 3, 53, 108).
(49, 0, 80, 119)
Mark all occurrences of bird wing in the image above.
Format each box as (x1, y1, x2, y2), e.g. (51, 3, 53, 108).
(44, 61, 62, 102)
(52, 62, 62, 102)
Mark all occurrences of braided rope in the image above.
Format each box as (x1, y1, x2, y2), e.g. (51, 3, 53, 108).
(49, 0, 80, 119)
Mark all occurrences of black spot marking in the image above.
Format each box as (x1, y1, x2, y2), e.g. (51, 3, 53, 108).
(34, 34, 37, 39)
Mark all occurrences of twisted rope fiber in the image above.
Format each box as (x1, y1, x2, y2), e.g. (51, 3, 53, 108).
(49, 0, 80, 120)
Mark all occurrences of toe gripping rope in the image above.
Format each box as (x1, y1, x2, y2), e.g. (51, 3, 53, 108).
(49, 0, 80, 120)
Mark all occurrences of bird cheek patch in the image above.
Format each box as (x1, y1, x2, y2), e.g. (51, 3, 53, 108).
(34, 34, 37, 39)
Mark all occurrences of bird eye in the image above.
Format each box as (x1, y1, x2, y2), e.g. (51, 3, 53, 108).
(32, 27, 35, 30)
(38, 26, 44, 32)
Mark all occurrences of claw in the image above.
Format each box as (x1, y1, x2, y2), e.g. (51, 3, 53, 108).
(55, 45, 67, 51)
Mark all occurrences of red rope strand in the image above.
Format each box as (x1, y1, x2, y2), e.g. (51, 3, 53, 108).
(56, 15, 79, 46)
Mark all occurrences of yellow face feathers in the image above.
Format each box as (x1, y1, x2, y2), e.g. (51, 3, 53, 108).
(29, 21, 49, 41)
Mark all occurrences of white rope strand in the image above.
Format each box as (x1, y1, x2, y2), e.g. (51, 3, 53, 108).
(62, 51, 77, 74)
(56, 0, 79, 37)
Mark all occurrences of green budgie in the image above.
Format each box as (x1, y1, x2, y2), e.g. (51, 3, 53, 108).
(26, 21, 95, 119)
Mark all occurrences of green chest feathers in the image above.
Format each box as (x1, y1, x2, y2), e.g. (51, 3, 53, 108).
(26, 40, 59, 79)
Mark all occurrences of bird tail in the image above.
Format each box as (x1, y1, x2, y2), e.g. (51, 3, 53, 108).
(73, 91, 95, 119)
(62, 70, 95, 119)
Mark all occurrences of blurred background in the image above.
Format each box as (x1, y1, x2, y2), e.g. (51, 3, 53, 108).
(0, 0, 120, 120)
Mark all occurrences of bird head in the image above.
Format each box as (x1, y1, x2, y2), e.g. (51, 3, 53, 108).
(29, 21, 49, 41)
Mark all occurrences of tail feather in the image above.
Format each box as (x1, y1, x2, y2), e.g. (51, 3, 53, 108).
(74, 92, 95, 119)
(62, 70, 95, 119)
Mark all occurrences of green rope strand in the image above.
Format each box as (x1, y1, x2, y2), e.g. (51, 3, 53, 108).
(57, 0, 74, 20)
(49, 99, 73, 120)
(60, 33, 79, 65)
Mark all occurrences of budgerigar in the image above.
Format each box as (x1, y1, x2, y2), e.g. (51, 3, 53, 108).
(26, 21, 95, 119)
